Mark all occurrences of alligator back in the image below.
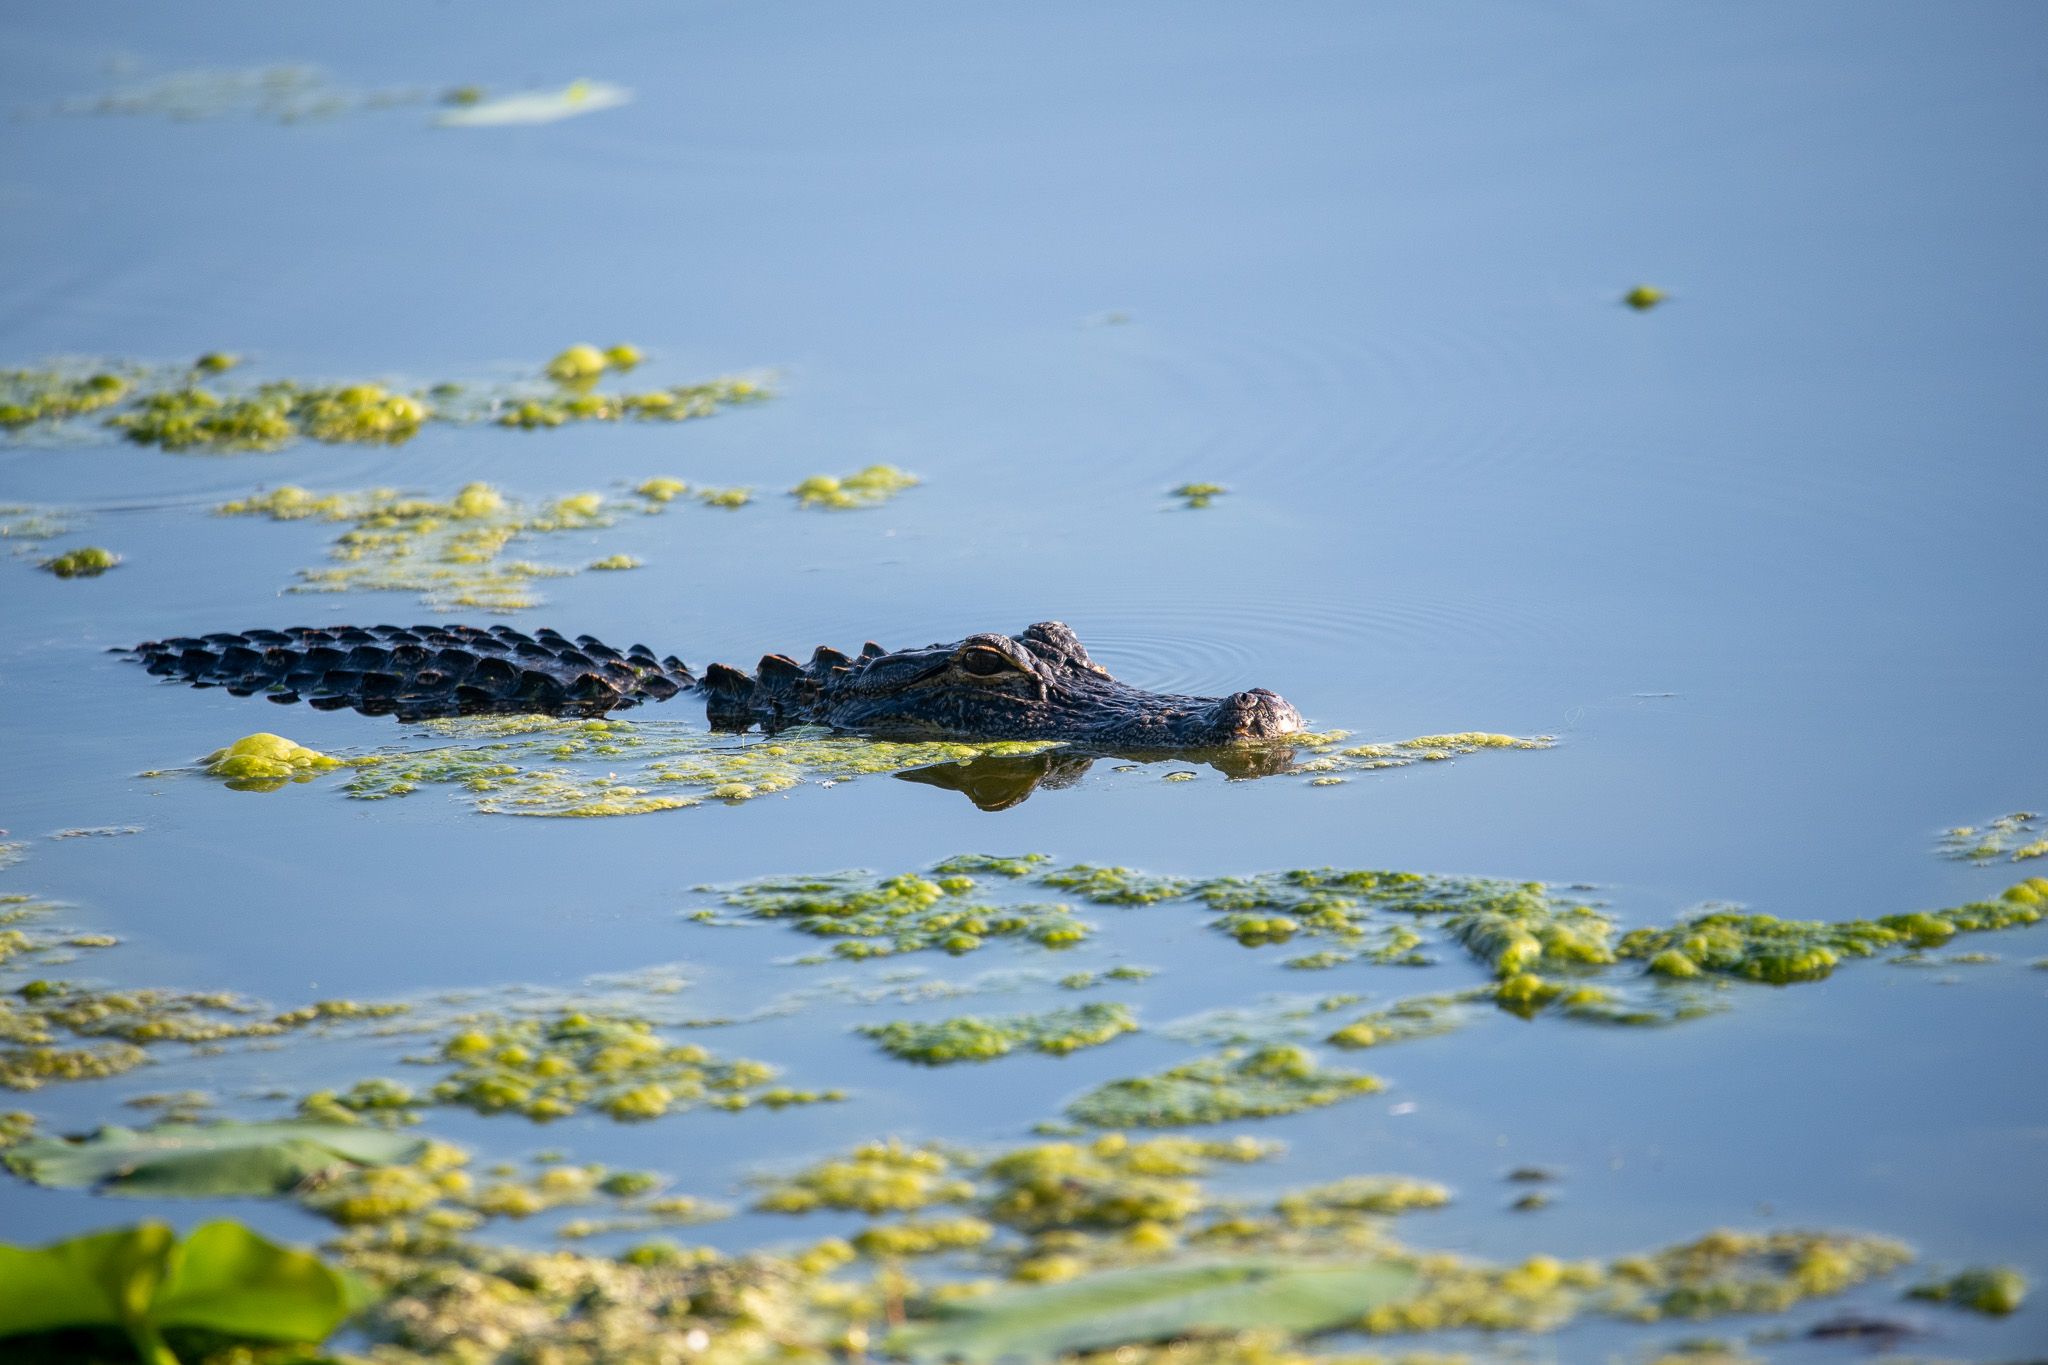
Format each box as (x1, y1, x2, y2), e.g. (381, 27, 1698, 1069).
(125, 624, 694, 721)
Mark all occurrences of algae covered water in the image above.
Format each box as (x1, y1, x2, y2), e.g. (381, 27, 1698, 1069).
(2, 3, 2046, 1361)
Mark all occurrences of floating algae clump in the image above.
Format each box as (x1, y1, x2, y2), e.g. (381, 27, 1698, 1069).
(0, 368, 129, 428)
(0, 893, 405, 1092)
(201, 732, 344, 791)
(1907, 1265, 2027, 1315)
(1172, 482, 1228, 508)
(1275, 1175, 1452, 1221)
(587, 553, 642, 570)
(344, 721, 1069, 819)
(4, 348, 768, 452)
(713, 863, 1092, 957)
(859, 1002, 1137, 1064)
(37, 545, 119, 577)
(790, 463, 921, 509)
(755, 1140, 977, 1215)
(1325, 992, 1484, 1051)
(1624, 284, 1669, 310)
(216, 481, 623, 611)
(111, 380, 426, 451)
(1067, 1046, 1383, 1128)
(361, 1010, 843, 1122)
(983, 1134, 1277, 1233)
(1940, 811, 2048, 862)
(1616, 883, 2048, 984)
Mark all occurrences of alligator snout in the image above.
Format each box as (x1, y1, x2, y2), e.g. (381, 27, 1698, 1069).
(1208, 688, 1304, 741)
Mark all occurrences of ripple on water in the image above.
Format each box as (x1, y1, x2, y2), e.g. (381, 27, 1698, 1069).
(1088, 313, 1594, 499)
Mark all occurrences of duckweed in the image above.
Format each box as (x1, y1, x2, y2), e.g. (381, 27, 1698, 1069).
(1940, 811, 2047, 862)
(1067, 1046, 1383, 1128)
(587, 553, 643, 570)
(1616, 883, 2048, 984)
(201, 732, 345, 791)
(1906, 1264, 2026, 1314)
(352, 1010, 842, 1122)
(755, 1140, 977, 1215)
(1275, 1176, 1452, 1221)
(860, 1002, 1138, 1064)
(0, 367, 130, 428)
(714, 863, 1092, 957)
(790, 464, 922, 509)
(1, 893, 407, 1092)
(217, 480, 621, 610)
(1172, 482, 1228, 508)
(1325, 993, 1482, 1051)
(1624, 285, 1668, 310)
(5, 348, 768, 453)
(37, 545, 119, 577)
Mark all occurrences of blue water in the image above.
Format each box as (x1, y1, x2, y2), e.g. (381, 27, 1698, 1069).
(3, 3, 2045, 1357)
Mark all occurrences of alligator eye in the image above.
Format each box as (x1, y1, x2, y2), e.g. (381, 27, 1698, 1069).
(958, 647, 1020, 677)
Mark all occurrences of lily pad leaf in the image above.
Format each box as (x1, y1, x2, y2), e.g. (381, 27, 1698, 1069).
(0, 1220, 366, 1363)
(890, 1256, 1420, 1363)
(5, 1120, 428, 1197)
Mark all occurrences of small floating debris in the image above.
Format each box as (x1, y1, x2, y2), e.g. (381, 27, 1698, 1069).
(1623, 284, 1668, 311)
(437, 80, 632, 128)
(1171, 482, 1227, 509)
(38, 546, 119, 578)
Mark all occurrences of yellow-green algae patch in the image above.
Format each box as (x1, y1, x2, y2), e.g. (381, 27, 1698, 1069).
(201, 732, 344, 791)
(1625, 284, 1669, 310)
(1067, 1046, 1383, 1128)
(215, 481, 660, 611)
(0, 892, 405, 1093)
(5, 347, 768, 455)
(1940, 810, 2048, 862)
(790, 464, 922, 509)
(316, 1010, 841, 1123)
(1172, 482, 1228, 509)
(1287, 729, 1553, 780)
(1615, 881, 2048, 984)
(0, 367, 130, 429)
(859, 1002, 1137, 1064)
(344, 719, 1068, 820)
(711, 864, 1092, 958)
(754, 1139, 979, 1215)
(1906, 1264, 2027, 1315)
(36, 545, 119, 578)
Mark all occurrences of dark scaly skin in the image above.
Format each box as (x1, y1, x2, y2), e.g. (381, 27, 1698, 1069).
(124, 624, 692, 723)
(124, 620, 1303, 746)
(700, 621, 1303, 747)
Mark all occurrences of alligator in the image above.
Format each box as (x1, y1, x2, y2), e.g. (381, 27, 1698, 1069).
(123, 620, 1304, 748)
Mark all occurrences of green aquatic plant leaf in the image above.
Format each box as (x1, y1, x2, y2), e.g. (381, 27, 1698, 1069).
(0, 1220, 365, 1365)
(5, 1121, 427, 1197)
(892, 1256, 1420, 1362)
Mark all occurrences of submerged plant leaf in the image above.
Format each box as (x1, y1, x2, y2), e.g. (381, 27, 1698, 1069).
(0, 1220, 365, 1363)
(6, 1120, 428, 1197)
(891, 1256, 1419, 1362)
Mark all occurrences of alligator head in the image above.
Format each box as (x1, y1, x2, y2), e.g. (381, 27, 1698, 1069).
(700, 621, 1303, 747)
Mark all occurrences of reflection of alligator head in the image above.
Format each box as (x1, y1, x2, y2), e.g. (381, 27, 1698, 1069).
(897, 742, 1302, 812)
(125, 620, 1304, 746)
